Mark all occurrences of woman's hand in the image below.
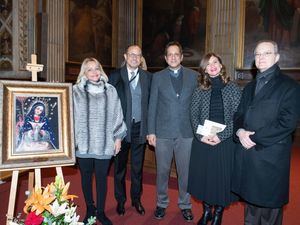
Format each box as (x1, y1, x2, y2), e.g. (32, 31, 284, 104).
(201, 135, 221, 146)
(114, 139, 122, 155)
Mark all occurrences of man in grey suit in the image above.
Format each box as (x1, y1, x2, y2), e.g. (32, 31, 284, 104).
(147, 41, 198, 222)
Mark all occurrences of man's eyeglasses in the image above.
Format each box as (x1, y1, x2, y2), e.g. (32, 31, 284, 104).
(254, 52, 277, 58)
(166, 53, 181, 58)
(127, 53, 142, 58)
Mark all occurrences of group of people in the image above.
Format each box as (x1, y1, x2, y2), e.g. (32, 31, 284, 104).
(73, 40, 300, 225)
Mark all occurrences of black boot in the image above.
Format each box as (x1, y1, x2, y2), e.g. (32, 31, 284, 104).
(83, 205, 96, 224)
(211, 205, 224, 225)
(197, 202, 212, 225)
(97, 211, 113, 225)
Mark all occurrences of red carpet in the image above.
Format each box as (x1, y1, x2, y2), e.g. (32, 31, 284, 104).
(0, 147, 299, 225)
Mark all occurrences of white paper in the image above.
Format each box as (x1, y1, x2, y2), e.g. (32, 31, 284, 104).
(196, 119, 226, 136)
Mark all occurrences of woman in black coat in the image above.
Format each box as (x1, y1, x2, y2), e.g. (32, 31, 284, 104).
(188, 53, 241, 225)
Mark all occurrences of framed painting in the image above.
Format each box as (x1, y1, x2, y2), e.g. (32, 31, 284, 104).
(0, 81, 75, 171)
(142, 0, 207, 68)
(237, 0, 300, 69)
(67, 0, 117, 66)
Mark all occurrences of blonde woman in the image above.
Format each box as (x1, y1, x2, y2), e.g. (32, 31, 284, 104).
(73, 58, 126, 225)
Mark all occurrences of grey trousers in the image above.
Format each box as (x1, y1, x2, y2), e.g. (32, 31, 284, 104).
(245, 203, 283, 225)
(155, 137, 193, 209)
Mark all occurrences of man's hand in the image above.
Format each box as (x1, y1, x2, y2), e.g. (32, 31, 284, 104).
(147, 134, 156, 147)
(236, 128, 256, 149)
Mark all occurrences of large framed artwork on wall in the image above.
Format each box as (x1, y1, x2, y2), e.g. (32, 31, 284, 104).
(237, 0, 300, 69)
(67, 0, 117, 66)
(142, 0, 207, 68)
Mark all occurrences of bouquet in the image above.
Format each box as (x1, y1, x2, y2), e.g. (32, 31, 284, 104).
(10, 176, 96, 225)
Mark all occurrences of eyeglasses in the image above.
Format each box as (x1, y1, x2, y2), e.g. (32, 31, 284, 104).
(254, 52, 276, 58)
(127, 53, 142, 58)
(166, 53, 181, 58)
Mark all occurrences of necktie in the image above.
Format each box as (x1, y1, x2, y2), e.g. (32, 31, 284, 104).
(129, 71, 138, 88)
(255, 76, 266, 95)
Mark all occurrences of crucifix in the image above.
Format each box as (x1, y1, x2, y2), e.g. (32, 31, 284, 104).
(26, 54, 44, 82)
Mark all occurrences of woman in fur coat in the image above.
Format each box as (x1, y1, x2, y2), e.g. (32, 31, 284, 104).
(73, 57, 127, 225)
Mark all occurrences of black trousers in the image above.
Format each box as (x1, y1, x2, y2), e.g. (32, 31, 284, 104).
(114, 121, 146, 203)
(77, 157, 110, 212)
(245, 203, 283, 225)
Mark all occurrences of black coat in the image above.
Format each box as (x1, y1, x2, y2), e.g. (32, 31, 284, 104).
(109, 66, 152, 143)
(232, 65, 300, 208)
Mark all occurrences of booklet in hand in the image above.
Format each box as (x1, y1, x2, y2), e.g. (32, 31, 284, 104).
(196, 119, 226, 136)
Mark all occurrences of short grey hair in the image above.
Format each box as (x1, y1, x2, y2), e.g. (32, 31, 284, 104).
(254, 40, 279, 54)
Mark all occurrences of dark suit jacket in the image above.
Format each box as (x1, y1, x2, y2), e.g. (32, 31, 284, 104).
(148, 67, 198, 138)
(109, 66, 152, 143)
(232, 65, 300, 208)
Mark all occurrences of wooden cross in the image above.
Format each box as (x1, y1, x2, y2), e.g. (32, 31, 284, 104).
(26, 54, 44, 81)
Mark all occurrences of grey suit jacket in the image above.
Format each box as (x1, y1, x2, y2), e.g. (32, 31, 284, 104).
(148, 66, 198, 138)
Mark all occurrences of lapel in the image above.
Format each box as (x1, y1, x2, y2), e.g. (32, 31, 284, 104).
(251, 71, 281, 105)
(120, 66, 129, 84)
(138, 68, 147, 101)
(120, 66, 131, 101)
(180, 67, 188, 99)
(162, 68, 178, 98)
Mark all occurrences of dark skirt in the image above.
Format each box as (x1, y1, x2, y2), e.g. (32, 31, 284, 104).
(187, 137, 238, 207)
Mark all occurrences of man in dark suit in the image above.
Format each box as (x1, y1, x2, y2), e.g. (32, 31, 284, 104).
(232, 40, 300, 225)
(147, 41, 198, 222)
(109, 45, 152, 216)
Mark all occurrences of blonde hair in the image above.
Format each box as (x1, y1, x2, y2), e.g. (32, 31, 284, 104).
(76, 57, 108, 83)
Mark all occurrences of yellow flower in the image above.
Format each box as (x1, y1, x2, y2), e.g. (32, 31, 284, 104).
(23, 186, 55, 215)
(59, 182, 78, 202)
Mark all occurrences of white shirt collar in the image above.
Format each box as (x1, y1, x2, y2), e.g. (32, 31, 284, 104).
(127, 67, 139, 79)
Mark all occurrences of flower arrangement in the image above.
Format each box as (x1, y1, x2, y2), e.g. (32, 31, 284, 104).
(10, 176, 96, 225)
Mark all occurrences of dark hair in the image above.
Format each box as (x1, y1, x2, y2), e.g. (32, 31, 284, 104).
(198, 52, 230, 90)
(164, 41, 183, 56)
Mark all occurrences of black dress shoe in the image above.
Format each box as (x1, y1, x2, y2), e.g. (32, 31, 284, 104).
(154, 206, 166, 219)
(116, 202, 125, 216)
(182, 209, 194, 222)
(132, 201, 145, 215)
(97, 212, 113, 225)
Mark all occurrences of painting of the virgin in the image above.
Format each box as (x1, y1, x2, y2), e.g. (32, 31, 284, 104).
(15, 97, 59, 153)
(0, 80, 75, 171)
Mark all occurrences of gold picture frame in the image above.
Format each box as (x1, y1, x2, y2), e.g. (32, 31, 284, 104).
(236, 0, 300, 69)
(0, 81, 75, 171)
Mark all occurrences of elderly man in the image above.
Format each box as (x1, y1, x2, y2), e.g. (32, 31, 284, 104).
(232, 40, 300, 225)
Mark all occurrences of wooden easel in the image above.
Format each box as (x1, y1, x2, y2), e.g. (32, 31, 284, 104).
(6, 54, 64, 225)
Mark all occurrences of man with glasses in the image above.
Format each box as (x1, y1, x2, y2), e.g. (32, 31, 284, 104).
(109, 45, 152, 216)
(232, 40, 300, 225)
(148, 41, 198, 222)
